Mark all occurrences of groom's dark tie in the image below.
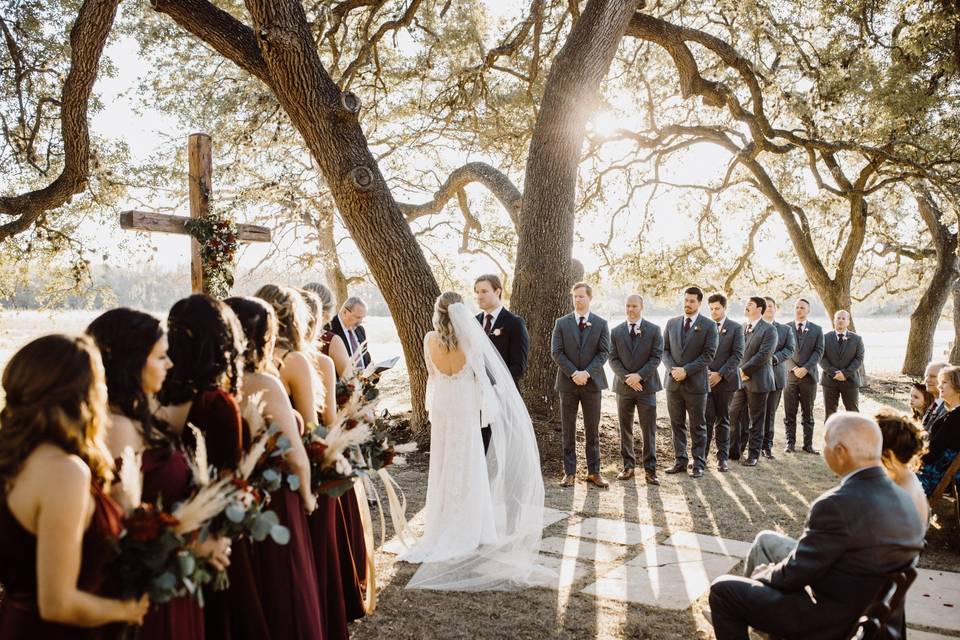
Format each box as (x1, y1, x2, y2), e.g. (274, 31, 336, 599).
(484, 313, 493, 334)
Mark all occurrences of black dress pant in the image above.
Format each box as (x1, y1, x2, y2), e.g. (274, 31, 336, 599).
(783, 376, 817, 447)
(729, 389, 769, 460)
(616, 394, 657, 472)
(822, 385, 859, 420)
(559, 388, 601, 475)
(762, 388, 783, 450)
(666, 387, 708, 470)
(705, 389, 734, 461)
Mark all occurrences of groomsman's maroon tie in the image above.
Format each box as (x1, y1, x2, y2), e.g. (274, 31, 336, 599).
(630, 323, 637, 338)
(484, 313, 493, 334)
(578, 317, 586, 331)
(746, 323, 753, 335)
(683, 317, 691, 336)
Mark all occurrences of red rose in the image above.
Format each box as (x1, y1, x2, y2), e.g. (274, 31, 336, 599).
(125, 506, 178, 542)
(382, 449, 396, 467)
(344, 418, 359, 430)
(306, 440, 328, 460)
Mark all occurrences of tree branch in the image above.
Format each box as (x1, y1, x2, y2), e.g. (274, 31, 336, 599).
(397, 161, 522, 227)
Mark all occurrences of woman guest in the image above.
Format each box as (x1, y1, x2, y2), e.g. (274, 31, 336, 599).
(874, 408, 929, 524)
(303, 283, 352, 379)
(223, 297, 324, 640)
(149, 297, 267, 640)
(909, 382, 935, 423)
(0, 335, 149, 638)
(918, 365, 960, 496)
(88, 307, 231, 640)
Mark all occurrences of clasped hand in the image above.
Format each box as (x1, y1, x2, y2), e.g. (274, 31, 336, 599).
(624, 373, 644, 392)
(572, 370, 590, 385)
(670, 367, 687, 382)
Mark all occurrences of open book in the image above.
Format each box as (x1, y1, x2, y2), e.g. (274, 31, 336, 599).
(364, 356, 400, 377)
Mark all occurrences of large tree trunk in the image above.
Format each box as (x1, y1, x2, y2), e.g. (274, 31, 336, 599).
(240, 0, 438, 427)
(952, 276, 960, 364)
(511, 0, 640, 422)
(902, 188, 958, 374)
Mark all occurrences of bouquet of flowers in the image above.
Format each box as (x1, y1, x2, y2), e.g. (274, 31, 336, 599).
(183, 214, 239, 298)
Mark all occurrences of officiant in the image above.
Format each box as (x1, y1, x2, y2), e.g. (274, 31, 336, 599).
(327, 296, 372, 370)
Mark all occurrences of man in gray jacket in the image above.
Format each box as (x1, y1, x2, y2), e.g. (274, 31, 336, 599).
(821, 310, 865, 420)
(609, 294, 663, 485)
(728, 297, 778, 466)
(551, 282, 610, 488)
(705, 292, 744, 473)
(761, 297, 796, 459)
(783, 298, 825, 454)
(662, 286, 719, 478)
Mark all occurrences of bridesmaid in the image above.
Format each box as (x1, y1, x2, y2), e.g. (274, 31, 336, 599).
(223, 297, 324, 640)
(0, 335, 149, 638)
(298, 288, 337, 427)
(303, 283, 353, 379)
(87, 308, 231, 640)
(148, 297, 268, 640)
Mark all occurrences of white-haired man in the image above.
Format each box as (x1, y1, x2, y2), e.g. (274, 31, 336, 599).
(922, 360, 949, 429)
(327, 296, 371, 369)
(708, 412, 925, 640)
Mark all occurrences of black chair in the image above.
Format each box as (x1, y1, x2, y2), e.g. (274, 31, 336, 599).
(844, 558, 919, 640)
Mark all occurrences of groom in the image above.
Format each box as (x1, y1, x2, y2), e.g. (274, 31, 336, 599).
(551, 282, 610, 488)
(474, 274, 530, 452)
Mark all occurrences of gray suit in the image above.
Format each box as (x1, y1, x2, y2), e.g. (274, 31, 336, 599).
(729, 319, 777, 460)
(705, 318, 744, 462)
(710, 466, 925, 640)
(784, 320, 824, 448)
(662, 313, 719, 470)
(551, 312, 610, 475)
(821, 331, 865, 419)
(609, 319, 663, 472)
(763, 321, 797, 450)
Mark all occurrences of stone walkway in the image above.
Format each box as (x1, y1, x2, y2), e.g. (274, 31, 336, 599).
(381, 507, 960, 637)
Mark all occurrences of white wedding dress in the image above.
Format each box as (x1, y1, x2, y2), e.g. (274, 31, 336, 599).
(398, 302, 554, 591)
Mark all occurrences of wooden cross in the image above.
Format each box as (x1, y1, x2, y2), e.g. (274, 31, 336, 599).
(119, 133, 271, 295)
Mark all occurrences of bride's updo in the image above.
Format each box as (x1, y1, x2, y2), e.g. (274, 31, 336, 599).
(433, 291, 463, 351)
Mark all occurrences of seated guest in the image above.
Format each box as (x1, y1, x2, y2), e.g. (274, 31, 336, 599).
(909, 381, 934, 424)
(303, 282, 353, 379)
(921, 360, 949, 429)
(917, 365, 960, 496)
(0, 335, 149, 637)
(874, 408, 928, 524)
(709, 412, 925, 640)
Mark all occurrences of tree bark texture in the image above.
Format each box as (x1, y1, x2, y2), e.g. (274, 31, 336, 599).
(512, 0, 640, 422)
(315, 207, 351, 305)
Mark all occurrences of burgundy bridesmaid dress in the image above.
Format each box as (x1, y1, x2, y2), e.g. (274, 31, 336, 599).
(0, 481, 123, 640)
(139, 447, 204, 640)
(187, 390, 271, 640)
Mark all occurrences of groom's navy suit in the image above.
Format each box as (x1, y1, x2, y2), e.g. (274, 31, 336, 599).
(477, 307, 530, 452)
(552, 312, 610, 476)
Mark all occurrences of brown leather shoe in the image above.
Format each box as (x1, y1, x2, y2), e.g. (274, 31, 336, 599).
(585, 473, 609, 488)
(645, 471, 660, 485)
(559, 474, 575, 487)
(616, 468, 635, 480)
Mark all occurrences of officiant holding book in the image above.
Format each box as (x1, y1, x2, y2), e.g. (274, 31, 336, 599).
(475, 274, 530, 451)
(327, 296, 372, 369)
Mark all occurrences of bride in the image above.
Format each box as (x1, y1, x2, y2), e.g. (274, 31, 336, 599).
(398, 291, 553, 590)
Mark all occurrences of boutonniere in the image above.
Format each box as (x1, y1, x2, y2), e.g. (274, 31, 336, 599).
(721, 328, 727, 335)
(585, 322, 592, 328)
(492, 328, 502, 336)
(694, 325, 701, 332)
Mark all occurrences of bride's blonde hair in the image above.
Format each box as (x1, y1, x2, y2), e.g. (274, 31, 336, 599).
(433, 291, 463, 352)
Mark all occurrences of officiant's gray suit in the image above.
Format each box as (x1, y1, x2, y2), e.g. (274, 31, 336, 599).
(552, 312, 610, 476)
(609, 319, 662, 473)
(662, 314, 719, 471)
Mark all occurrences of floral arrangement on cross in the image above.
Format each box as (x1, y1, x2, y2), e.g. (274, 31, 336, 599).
(183, 213, 239, 299)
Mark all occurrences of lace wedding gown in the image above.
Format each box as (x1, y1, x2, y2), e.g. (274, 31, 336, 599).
(398, 302, 554, 591)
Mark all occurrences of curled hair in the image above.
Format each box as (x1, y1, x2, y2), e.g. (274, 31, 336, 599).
(254, 284, 310, 356)
(874, 407, 926, 465)
(910, 381, 935, 421)
(303, 282, 335, 319)
(159, 295, 245, 405)
(298, 288, 323, 343)
(433, 291, 463, 352)
(0, 335, 113, 492)
(86, 308, 169, 446)
(225, 297, 278, 373)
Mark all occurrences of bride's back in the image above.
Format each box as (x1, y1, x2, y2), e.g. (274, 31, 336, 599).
(425, 331, 467, 376)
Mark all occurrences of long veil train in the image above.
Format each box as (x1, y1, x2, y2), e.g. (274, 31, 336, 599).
(404, 302, 555, 591)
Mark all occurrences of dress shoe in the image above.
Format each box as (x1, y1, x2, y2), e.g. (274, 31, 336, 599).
(585, 473, 609, 488)
(741, 457, 759, 467)
(783, 444, 796, 453)
(559, 474, 575, 487)
(645, 471, 660, 485)
(802, 445, 821, 455)
(690, 467, 704, 478)
(665, 462, 687, 474)
(762, 448, 775, 459)
(718, 459, 729, 472)
(616, 468, 635, 481)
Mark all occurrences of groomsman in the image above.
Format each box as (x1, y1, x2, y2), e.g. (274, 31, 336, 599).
(922, 360, 949, 429)
(783, 298, 824, 453)
(609, 294, 663, 485)
(704, 293, 744, 472)
(327, 296, 372, 369)
(821, 310, 865, 419)
(474, 274, 530, 452)
(551, 282, 610, 488)
(662, 286, 719, 478)
(760, 297, 796, 459)
(728, 297, 777, 466)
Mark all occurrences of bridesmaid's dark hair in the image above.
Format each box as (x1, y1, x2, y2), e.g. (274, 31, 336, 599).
(159, 294, 246, 405)
(224, 297, 278, 373)
(0, 335, 113, 492)
(87, 308, 170, 446)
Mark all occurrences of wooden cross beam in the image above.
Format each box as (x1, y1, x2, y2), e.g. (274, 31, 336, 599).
(119, 133, 271, 295)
